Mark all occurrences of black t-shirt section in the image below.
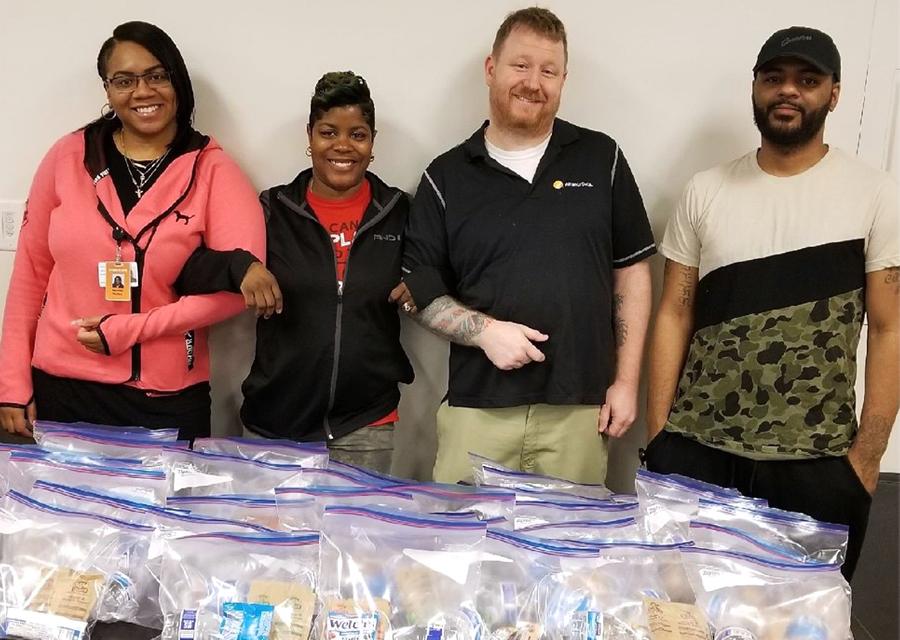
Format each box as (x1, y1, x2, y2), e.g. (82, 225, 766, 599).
(104, 128, 190, 215)
(694, 239, 866, 331)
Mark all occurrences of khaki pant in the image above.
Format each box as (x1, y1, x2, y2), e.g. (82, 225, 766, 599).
(432, 402, 608, 484)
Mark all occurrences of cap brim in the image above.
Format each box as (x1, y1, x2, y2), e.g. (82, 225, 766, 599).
(753, 53, 835, 78)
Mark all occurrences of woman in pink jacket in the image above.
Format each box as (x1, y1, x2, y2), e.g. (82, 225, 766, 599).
(0, 21, 265, 440)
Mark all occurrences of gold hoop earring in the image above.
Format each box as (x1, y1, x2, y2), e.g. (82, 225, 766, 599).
(101, 103, 117, 120)
(305, 146, 312, 157)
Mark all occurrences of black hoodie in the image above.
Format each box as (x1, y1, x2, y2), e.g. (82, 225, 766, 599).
(176, 169, 414, 441)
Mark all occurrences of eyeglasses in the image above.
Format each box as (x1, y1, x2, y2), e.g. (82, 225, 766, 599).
(105, 69, 172, 93)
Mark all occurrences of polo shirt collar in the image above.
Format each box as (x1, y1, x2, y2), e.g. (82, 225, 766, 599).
(462, 118, 580, 162)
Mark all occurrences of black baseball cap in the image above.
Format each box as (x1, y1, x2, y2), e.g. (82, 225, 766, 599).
(753, 26, 841, 81)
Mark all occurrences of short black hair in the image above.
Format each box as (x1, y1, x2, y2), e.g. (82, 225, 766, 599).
(308, 71, 375, 132)
(97, 21, 195, 133)
(493, 6, 568, 63)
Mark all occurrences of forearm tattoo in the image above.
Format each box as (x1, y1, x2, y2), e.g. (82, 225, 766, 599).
(613, 293, 628, 347)
(417, 295, 492, 346)
(677, 265, 694, 307)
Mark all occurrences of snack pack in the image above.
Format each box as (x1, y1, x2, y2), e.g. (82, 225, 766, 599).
(634, 470, 765, 544)
(163, 448, 308, 496)
(156, 532, 320, 640)
(35, 429, 188, 466)
(33, 420, 181, 443)
(390, 483, 516, 522)
(695, 499, 848, 566)
(477, 528, 599, 640)
(26, 480, 275, 629)
(274, 487, 414, 530)
(516, 518, 646, 545)
(166, 495, 284, 530)
(512, 499, 641, 530)
(327, 460, 407, 487)
(7, 451, 168, 504)
(319, 506, 487, 640)
(471, 454, 612, 500)
(681, 546, 850, 640)
(0, 491, 155, 636)
(192, 437, 329, 467)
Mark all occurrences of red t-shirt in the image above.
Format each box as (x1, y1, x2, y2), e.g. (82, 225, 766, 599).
(306, 180, 398, 427)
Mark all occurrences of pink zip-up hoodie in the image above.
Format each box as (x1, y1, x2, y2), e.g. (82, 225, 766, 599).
(0, 127, 265, 405)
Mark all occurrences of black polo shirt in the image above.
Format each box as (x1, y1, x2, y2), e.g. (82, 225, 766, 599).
(403, 118, 655, 408)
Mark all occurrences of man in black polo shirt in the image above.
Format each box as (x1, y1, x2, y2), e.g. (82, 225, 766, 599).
(401, 7, 656, 484)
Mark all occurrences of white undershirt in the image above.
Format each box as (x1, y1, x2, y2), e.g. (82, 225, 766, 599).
(485, 133, 551, 183)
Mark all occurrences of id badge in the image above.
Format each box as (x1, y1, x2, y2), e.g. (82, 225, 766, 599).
(103, 261, 132, 302)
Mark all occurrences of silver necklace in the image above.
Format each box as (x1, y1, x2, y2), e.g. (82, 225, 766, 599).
(119, 131, 170, 199)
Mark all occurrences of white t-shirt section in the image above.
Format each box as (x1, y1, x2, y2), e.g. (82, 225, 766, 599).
(485, 133, 551, 183)
(659, 147, 900, 280)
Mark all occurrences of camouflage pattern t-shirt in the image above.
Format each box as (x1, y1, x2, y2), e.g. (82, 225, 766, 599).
(659, 148, 899, 460)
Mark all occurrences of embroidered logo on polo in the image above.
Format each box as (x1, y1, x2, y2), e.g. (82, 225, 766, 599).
(174, 211, 195, 225)
(552, 180, 595, 190)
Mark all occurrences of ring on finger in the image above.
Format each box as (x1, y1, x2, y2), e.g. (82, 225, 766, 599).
(402, 302, 412, 312)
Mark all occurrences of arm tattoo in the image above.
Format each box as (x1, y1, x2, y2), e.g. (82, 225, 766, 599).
(677, 265, 694, 307)
(613, 293, 628, 347)
(885, 267, 900, 294)
(417, 295, 493, 346)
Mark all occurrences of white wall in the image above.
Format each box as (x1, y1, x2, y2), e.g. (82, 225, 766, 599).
(0, 0, 897, 486)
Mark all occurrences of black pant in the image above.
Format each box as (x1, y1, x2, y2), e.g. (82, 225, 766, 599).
(644, 430, 872, 581)
(32, 368, 211, 441)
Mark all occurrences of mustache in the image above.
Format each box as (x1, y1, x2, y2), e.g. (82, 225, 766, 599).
(767, 102, 804, 114)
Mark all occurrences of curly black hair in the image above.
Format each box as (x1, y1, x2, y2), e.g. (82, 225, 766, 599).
(309, 71, 375, 132)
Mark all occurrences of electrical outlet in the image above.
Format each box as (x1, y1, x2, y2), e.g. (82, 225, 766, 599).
(0, 200, 25, 252)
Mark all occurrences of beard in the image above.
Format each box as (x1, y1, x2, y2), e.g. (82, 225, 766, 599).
(489, 85, 558, 137)
(753, 97, 830, 148)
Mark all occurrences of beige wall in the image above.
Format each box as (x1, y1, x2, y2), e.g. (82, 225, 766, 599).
(0, 0, 897, 487)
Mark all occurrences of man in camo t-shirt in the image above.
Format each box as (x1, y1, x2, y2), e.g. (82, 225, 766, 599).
(644, 26, 898, 579)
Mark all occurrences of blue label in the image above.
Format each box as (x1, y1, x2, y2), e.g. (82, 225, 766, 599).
(569, 610, 603, 640)
(221, 602, 275, 640)
(179, 610, 198, 640)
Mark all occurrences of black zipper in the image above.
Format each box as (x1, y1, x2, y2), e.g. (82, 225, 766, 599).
(276, 189, 401, 440)
(94, 142, 207, 383)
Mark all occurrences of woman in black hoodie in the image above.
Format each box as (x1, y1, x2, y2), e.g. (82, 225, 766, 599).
(176, 71, 415, 472)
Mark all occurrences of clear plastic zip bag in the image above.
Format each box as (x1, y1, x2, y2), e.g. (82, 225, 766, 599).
(512, 499, 640, 530)
(8, 451, 168, 504)
(192, 437, 329, 467)
(680, 546, 850, 640)
(34, 429, 188, 467)
(471, 454, 612, 500)
(516, 518, 646, 545)
(634, 470, 766, 545)
(274, 487, 414, 530)
(391, 483, 516, 522)
(166, 495, 284, 530)
(477, 528, 600, 640)
(156, 531, 320, 640)
(695, 498, 848, 566)
(24, 480, 275, 630)
(33, 420, 181, 443)
(319, 506, 487, 640)
(163, 448, 308, 496)
(0, 491, 155, 637)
